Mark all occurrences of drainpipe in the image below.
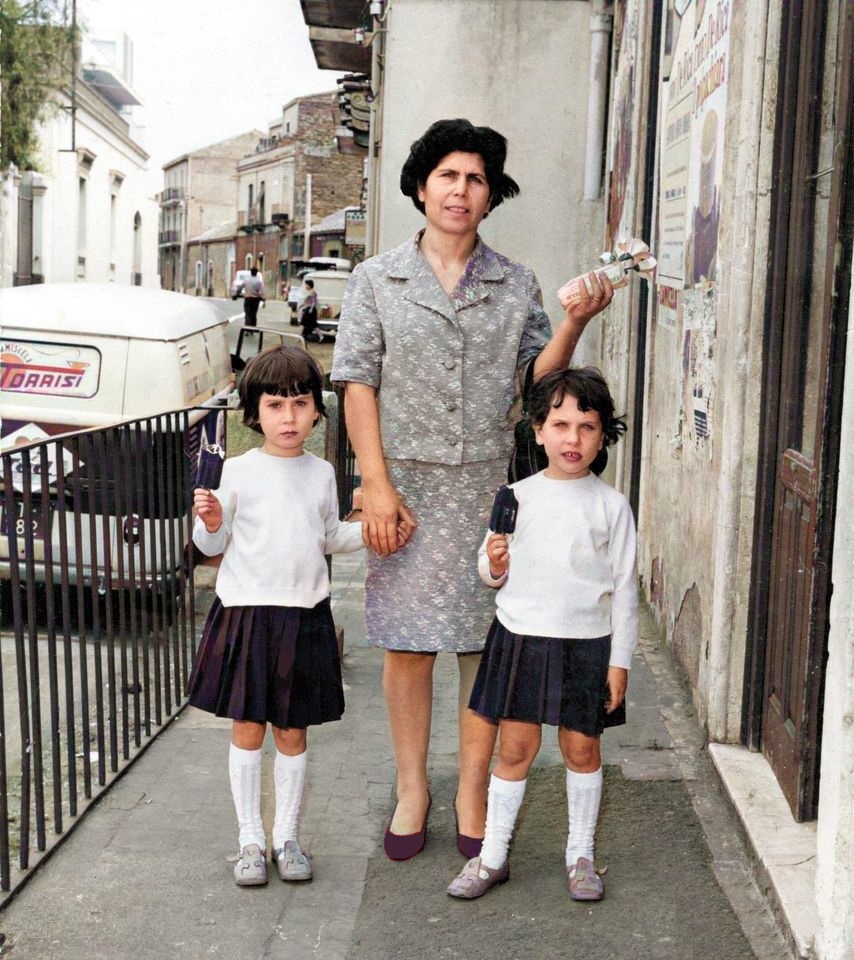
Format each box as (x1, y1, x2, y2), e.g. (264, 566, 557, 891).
(365, 1, 387, 256)
(583, 5, 613, 201)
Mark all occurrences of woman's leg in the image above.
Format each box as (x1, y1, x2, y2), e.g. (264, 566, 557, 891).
(383, 650, 435, 833)
(455, 652, 496, 838)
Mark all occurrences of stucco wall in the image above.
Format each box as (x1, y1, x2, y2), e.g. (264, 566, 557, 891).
(34, 91, 159, 286)
(377, 0, 603, 340)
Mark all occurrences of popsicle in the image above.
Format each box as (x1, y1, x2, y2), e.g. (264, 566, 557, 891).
(195, 442, 225, 490)
(489, 485, 519, 535)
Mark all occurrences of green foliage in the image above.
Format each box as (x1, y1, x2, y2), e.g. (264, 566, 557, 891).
(0, 0, 76, 171)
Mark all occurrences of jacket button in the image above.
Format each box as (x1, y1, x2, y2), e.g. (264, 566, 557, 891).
(443, 359, 456, 370)
(447, 437, 458, 446)
(446, 401, 458, 412)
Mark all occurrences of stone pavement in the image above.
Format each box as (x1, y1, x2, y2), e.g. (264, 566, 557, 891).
(0, 554, 792, 960)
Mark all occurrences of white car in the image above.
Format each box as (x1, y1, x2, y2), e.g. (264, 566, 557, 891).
(231, 269, 254, 298)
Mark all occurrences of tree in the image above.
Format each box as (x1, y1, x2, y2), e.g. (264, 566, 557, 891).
(0, 0, 75, 171)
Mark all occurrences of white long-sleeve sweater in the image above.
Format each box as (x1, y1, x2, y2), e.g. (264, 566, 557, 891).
(193, 448, 363, 608)
(477, 471, 638, 669)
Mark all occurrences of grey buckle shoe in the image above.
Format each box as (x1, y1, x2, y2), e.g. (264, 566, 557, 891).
(272, 840, 313, 881)
(447, 856, 509, 899)
(233, 843, 267, 886)
(567, 856, 605, 901)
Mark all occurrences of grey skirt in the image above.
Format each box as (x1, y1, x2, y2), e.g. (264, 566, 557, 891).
(366, 458, 506, 652)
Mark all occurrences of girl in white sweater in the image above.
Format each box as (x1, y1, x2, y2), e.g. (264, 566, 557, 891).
(447, 367, 637, 903)
(189, 345, 364, 887)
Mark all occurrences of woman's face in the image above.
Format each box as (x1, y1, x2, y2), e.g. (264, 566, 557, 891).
(417, 151, 491, 237)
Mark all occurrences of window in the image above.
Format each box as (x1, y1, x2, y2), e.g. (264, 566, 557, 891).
(195, 260, 204, 289)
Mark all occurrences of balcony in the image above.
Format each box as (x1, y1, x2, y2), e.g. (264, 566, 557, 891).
(160, 186, 184, 206)
(158, 230, 180, 246)
(300, 0, 372, 72)
(238, 206, 265, 233)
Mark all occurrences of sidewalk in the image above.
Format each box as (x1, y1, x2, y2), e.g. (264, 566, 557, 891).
(0, 555, 791, 960)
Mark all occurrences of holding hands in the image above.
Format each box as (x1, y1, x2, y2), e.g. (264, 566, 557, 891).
(358, 479, 416, 556)
(194, 488, 223, 534)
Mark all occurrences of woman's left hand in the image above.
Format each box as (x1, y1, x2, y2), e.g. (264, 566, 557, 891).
(604, 666, 628, 714)
(562, 270, 615, 327)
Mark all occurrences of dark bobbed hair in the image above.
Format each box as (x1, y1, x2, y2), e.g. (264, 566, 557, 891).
(238, 344, 327, 435)
(400, 118, 520, 214)
(527, 366, 627, 476)
(304, 278, 314, 289)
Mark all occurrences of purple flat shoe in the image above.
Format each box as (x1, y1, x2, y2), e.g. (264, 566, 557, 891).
(453, 797, 483, 859)
(384, 795, 431, 861)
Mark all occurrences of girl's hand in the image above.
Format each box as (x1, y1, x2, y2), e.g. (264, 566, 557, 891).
(194, 488, 223, 533)
(360, 479, 416, 556)
(486, 533, 510, 578)
(604, 666, 628, 714)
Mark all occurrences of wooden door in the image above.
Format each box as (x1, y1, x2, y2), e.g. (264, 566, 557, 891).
(745, 2, 853, 821)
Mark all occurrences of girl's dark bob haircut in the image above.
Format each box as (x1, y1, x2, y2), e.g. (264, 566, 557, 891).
(400, 118, 520, 215)
(527, 366, 627, 476)
(238, 344, 327, 435)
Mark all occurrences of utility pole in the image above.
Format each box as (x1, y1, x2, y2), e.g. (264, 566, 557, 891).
(303, 173, 312, 260)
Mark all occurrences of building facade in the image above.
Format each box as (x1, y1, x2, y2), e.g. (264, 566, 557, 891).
(303, 2, 853, 957)
(4, 30, 158, 288)
(158, 130, 262, 294)
(234, 92, 364, 298)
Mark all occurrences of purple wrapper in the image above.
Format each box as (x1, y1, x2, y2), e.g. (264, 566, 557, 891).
(195, 443, 224, 490)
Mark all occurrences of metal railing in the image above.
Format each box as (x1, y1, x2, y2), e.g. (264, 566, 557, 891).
(0, 389, 355, 901)
(0, 410, 206, 899)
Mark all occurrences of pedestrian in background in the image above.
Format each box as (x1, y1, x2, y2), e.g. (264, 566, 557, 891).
(447, 367, 637, 902)
(331, 118, 613, 862)
(238, 265, 265, 327)
(188, 345, 365, 887)
(299, 278, 319, 341)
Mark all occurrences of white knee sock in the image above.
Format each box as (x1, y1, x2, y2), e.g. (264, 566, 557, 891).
(272, 750, 308, 848)
(229, 744, 265, 850)
(565, 767, 603, 865)
(479, 774, 527, 870)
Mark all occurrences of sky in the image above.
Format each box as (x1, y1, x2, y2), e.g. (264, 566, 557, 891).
(80, 0, 344, 184)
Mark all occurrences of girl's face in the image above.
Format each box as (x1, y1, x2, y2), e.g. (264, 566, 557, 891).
(257, 391, 317, 458)
(534, 393, 604, 481)
(417, 151, 491, 237)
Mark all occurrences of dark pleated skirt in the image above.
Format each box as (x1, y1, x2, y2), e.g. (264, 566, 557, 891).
(469, 618, 626, 735)
(188, 597, 344, 729)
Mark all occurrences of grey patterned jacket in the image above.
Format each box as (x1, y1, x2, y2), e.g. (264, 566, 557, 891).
(330, 233, 552, 465)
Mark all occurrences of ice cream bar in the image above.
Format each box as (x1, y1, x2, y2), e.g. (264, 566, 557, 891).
(489, 485, 519, 535)
(195, 443, 225, 490)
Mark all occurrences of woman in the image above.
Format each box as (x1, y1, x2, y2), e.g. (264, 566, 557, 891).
(298, 278, 319, 341)
(331, 119, 612, 860)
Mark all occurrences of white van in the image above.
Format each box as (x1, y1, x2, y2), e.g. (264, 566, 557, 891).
(0, 283, 234, 586)
(300, 269, 351, 341)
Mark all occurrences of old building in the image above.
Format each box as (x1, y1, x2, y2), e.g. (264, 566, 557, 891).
(234, 92, 364, 298)
(158, 129, 262, 294)
(4, 29, 158, 288)
(302, 2, 853, 957)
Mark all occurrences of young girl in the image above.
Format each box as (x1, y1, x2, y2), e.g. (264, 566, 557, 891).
(447, 366, 637, 902)
(189, 345, 364, 887)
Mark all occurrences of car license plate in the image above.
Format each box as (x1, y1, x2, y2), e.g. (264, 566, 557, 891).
(1, 499, 52, 550)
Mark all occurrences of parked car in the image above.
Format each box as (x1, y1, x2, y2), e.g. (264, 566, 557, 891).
(231, 269, 259, 298)
(0, 283, 234, 588)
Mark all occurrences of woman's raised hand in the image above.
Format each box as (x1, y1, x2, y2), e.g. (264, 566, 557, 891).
(194, 488, 223, 533)
(561, 270, 615, 327)
(360, 479, 416, 556)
